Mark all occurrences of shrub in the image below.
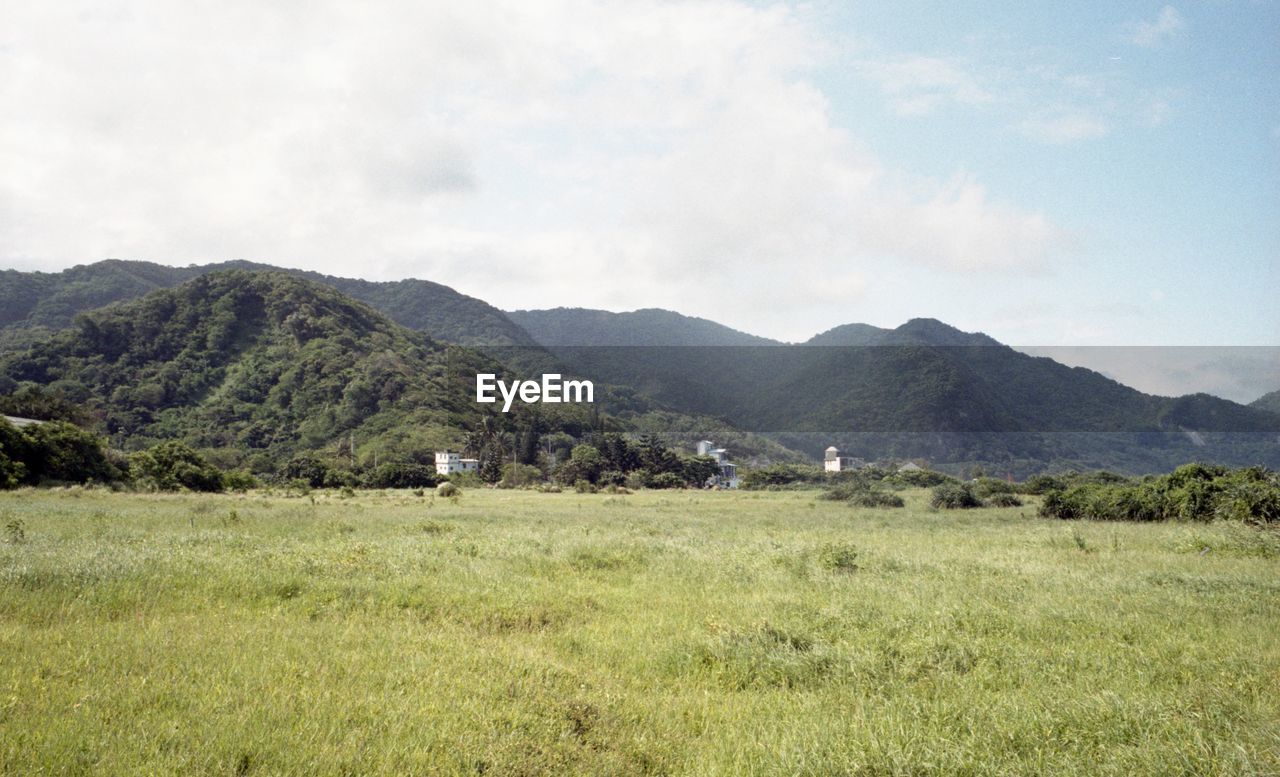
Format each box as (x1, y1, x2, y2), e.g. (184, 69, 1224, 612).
(363, 461, 439, 490)
(848, 490, 906, 508)
(222, 469, 258, 492)
(817, 542, 859, 573)
(821, 482, 904, 508)
(885, 468, 956, 489)
(931, 482, 981, 509)
(436, 481, 461, 498)
(741, 464, 825, 489)
(574, 479, 597, 494)
(282, 454, 331, 488)
(984, 492, 1022, 508)
(647, 472, 684, 490)
(130, 441, 224, 492)
(14, 421, 119, 485)
(972, 477, 1015, 498)
(1036, 466, 1280, 524)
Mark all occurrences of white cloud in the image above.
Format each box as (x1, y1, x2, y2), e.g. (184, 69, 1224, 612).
(859, 56, 996, 116)
(1131, 6, 1186, 48)
(0, 0, 1066, 335)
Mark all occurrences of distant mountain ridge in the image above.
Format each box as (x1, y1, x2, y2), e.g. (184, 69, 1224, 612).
(507, 307, 781, 346)
(1251, 390, 1280, 416)
(0, 259, 537, 350)
(2, 260, 1276, 474)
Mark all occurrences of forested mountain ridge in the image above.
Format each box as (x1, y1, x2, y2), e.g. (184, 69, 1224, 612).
(0, 259, 537, 351)
(0, 271, 511, 466)
(0, 270, 805, 469)
(506, 307, 782, 346)
(508, 312, 1280, 472)
(1251, 389, 1280, 416)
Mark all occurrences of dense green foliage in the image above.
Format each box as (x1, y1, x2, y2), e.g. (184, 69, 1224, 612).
(930, 482, 982, 509)
(1039, 464, 1280, 525)
(0, 271, 522, 469)
(129, 441, 226, 492)
(0, 259, 538, 349)
(820, 482, 905, 508)
(0, 419, 119, 487)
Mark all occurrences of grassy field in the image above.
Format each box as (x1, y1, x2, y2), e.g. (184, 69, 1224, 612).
(1, 487, 1277, 776)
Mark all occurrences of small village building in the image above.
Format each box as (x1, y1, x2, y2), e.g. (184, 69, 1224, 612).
(697, 440, 740, 488)
(434, 451, 479, 476)
(823, 446, 863, 472)
(898, 461, 923, 473)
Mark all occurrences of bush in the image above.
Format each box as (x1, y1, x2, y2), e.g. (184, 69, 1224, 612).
(574, 479, 597, 494)
(282, 454, 332, 488)
(222, 469, 258, 492)
(1036, 466, 1280, 524)
(741, 464, 825, 489)
(820, 482, 904, 508)
(848, 490, 906, 508)
(647, 472, 684, 490)
(130, 441, 224, 492)
(984, 492, 1022, 508)
(972, 477, 1015, 498)
(436, 481, 461, 498)
(885, 468, 956, 489)
(817, 542, 859, 573)
(931, 482, 981, 509)
(363, 461, 439, 489)
(10, 421, 119, 485)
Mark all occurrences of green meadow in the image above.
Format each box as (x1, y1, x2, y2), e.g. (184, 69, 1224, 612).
(1, 488, 1277, 775)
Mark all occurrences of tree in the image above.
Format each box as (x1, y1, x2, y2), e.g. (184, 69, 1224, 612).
(556, 443, 604, 485)
(131, 441, 224, 492)
(21, 421, 119, 484)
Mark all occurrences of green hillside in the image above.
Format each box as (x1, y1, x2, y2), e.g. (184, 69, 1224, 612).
(0, 271, 518, 467)
(0, 271, 803, 470)
(0, 259, 537, 350)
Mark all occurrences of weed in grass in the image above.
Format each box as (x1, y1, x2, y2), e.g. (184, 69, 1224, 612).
(817, 542, 860, 573)
(4, 517, 25, 544)
(416, 519, 455, 535)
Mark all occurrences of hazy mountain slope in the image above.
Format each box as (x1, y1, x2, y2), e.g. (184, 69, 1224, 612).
(0, 259, 538, 350)
(506, 307, 782, 346)
(1250, 390, 1280, 416)
(520, 316, 1280, 472)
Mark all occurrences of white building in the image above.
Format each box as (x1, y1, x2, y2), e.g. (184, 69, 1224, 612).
(434, 451, 479, 476)
(824, 446, 863, 472)
(2, 415, 44, 428)
(697, 440, 739, 488)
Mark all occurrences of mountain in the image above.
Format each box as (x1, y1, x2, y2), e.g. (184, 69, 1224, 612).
(506, 307, 782, 346)
(806, 318, 1001, 347)
(1251, 390, 1280, 416)
(0, 271, 520, 466)
(0, 270, 805, 468)
(0, 259, 537, 350)
(508, 311, 1280, 473)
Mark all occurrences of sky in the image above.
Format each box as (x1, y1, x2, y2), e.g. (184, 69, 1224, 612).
(1, 1, 1277, 397)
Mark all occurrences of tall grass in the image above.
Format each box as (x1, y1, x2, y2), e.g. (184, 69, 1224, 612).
(0, 487, 1276, 775)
